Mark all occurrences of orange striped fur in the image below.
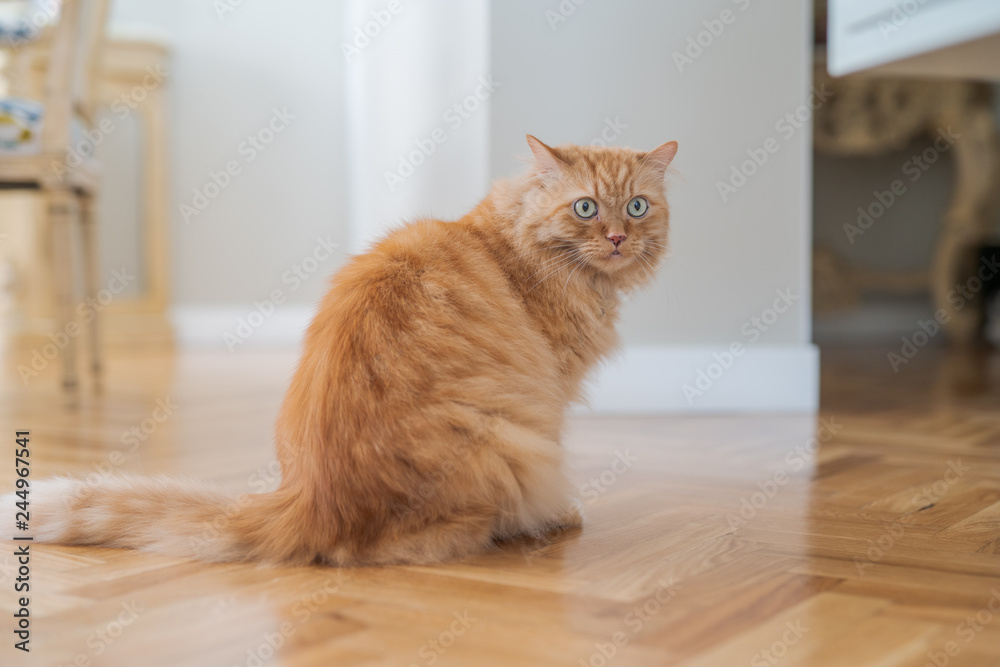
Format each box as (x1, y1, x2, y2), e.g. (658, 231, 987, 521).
(16, 136, 678, 565)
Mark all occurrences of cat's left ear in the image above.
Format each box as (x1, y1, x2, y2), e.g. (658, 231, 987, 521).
(526, 135, 566, 176)
(641, 141, 679, 177)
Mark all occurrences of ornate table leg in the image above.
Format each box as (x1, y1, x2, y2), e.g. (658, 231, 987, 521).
(932, 100, 1000, 342)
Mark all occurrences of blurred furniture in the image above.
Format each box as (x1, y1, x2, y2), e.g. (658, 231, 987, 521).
(89, 33, 172, 347)
(0, 8, 173, 390)
(812, 55, 1000, 341)
(0, 0, 110, 389)
(817, 0, 1000, 342)
(980, 245, 1000, 344)
(827, 0, 1000, 80)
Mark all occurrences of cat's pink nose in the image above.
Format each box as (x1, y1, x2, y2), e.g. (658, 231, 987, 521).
(607, 234, 626, 247)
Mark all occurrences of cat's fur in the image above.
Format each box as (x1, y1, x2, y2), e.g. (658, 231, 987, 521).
(17, 136, 677, 565)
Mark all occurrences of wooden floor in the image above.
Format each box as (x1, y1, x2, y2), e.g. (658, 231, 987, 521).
(2, 342, 1000, 666)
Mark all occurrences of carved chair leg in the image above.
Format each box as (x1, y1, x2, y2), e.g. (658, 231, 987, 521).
(80, 191, 102, 386)
(50, 189, 80, 392)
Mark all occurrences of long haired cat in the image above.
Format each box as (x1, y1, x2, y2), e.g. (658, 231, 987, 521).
(18, 136, 677, 565)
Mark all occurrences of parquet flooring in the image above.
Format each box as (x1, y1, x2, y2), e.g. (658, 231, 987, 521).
(1, 343, 999, 666)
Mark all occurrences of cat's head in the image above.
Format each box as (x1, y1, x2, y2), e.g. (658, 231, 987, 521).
(517, 135, 677, 290)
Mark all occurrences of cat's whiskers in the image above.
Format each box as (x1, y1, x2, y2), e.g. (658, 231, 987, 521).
(526, 251, 585, 293)
(640, 247, 661, 265)
(562, 256, 588, 293)
(526, 243, 578, 256)
(535, 247, 579, 263)
(531, 251, 579, 273)
(635, 250, 659, 283)
(519, 246, 584, 286)
(626, 250, 650, 282)
(520, 256, 576, 289)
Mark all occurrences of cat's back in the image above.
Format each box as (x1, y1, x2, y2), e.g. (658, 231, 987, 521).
(295, 216, 563, 434)
(365, 217, 500, 280)
(331, 218, 513, 318)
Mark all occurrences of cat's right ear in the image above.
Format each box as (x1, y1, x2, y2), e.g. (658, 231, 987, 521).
(641, 141, 679, 177)
(526, 135, 565, 177)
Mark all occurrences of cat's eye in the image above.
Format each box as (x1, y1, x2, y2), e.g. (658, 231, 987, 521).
(627, 196, 649, 218)
(574, 198, 598, 219)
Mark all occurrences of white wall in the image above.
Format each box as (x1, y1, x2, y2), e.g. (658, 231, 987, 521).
(110, 0, 348, 311)
(344, 0, 491, 253)
(491, 0, 813, 347)
(490, 0, 817, 410)
(107, 0, 818, 412)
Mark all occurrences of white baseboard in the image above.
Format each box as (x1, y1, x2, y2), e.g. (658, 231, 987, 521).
(578, 345, 819, 414)
(171, 305, 316, 350)
(172, 306, 819, 414)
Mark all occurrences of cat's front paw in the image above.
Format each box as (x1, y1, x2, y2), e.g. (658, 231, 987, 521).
(551, 500, 584, 530)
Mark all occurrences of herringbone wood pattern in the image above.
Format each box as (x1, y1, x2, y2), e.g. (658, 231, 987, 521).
(1, 345, 999, 666)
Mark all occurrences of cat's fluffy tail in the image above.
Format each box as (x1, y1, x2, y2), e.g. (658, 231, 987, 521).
(12, 474, 312, 564)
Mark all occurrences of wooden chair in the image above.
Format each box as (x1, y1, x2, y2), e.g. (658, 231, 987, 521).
(0, 0, 111, 390)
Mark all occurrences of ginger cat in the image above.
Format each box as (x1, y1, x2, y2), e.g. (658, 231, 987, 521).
(19, 136, 678, 565)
